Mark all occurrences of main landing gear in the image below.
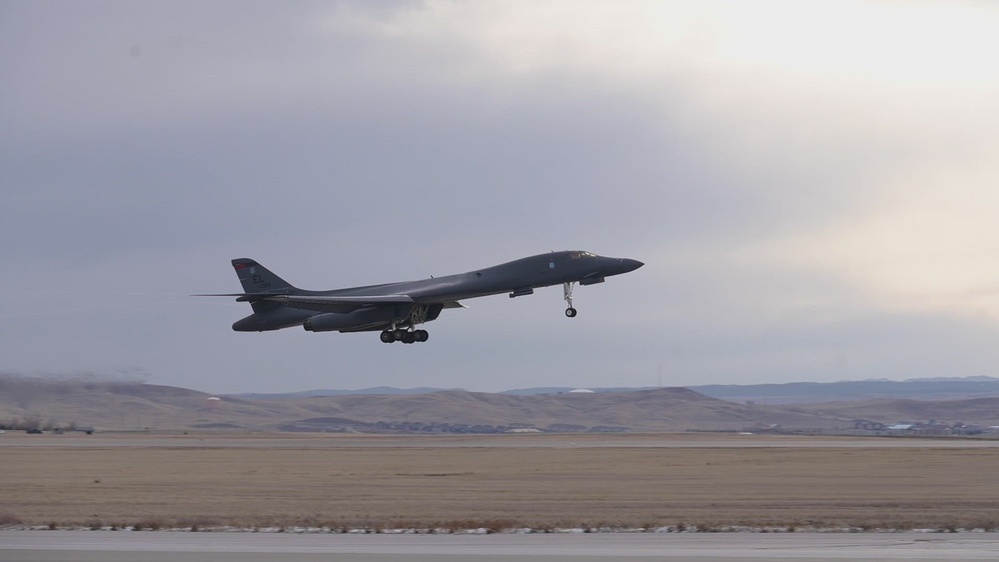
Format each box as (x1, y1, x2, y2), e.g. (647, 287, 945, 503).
(564, 281, 577, 318)
(380, 305, 431, 344)
(380, 328, 429, 344)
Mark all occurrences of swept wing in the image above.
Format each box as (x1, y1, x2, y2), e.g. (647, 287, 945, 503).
(195, 292, 414, 313)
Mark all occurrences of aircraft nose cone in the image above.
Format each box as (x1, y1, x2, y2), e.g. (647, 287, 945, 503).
(620, 258, 644, 273)
(603, 257, 643, 276)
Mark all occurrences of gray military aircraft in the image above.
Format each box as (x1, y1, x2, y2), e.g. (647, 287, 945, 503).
(201, 251, 643, 343)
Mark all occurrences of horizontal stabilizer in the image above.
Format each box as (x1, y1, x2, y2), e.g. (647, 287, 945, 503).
(193, 293, 286, 303)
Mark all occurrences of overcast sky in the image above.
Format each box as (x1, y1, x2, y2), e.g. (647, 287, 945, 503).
(3, 1, 999, 394)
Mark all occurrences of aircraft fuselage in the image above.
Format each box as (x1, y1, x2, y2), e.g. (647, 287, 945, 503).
(215, 250, 643, 342)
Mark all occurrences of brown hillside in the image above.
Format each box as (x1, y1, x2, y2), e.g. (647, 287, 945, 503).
(1, 379, 848, 432)
(7, 378, 997, 432)
(790, 397, 999, 425)
(0, 378, 314, 430)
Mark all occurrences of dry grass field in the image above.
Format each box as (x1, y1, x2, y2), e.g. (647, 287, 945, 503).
(2, 433, 998, 531)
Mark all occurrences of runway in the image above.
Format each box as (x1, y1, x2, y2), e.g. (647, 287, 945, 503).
(2, 531, 998, 562)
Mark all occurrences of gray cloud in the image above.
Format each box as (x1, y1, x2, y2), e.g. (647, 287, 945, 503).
(3, 1, 999, 393)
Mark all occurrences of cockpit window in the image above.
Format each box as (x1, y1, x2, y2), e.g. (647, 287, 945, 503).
(569, 251, 597, 259)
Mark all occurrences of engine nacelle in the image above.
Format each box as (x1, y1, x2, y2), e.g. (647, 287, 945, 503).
(303, 308, 396, 332)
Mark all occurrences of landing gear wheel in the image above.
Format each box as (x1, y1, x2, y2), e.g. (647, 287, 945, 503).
(380, 330, 395, 343)
(401, 331, 417, 344)
(393, 329, 406, 342)
(565, 307, 577, 318)
(414, 330, 429, 342)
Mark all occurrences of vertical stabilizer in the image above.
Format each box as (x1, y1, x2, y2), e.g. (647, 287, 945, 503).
(231, 258, 295, 293)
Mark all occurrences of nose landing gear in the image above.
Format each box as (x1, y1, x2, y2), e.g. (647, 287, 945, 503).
(564, 281, 577, 318)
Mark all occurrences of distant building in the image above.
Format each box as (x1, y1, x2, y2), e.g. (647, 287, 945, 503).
(853, 420, 885, 431)
(569, 389, 595, 394)
(912, 422, 950, 436)
(884, 424, 914, 435)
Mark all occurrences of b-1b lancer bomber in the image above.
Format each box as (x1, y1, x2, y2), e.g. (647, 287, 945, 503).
(201, 251, 643, 343)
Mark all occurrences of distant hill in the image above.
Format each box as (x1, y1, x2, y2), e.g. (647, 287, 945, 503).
(0, 378, 843, 432)
(690, 377, 999, 404)
(5, 376, 999, 433)
(501, 387, 645, 395)
(234, 386, 462, 400)
(233, 377, 999, 404)
(0, 376, 311, 430)
(789, 396, 999, 424)
(283, 387, 846, 432)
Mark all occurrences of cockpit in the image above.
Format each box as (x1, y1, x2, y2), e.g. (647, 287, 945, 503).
(568, 251, 597, 259)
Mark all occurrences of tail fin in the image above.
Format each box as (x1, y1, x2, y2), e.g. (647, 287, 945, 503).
(231, 258, 295, 293)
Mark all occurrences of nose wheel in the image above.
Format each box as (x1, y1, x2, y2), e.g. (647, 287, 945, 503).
(564, 281, 578, 318)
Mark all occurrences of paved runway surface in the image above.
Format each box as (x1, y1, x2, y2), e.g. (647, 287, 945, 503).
(2, 531, 998, 561)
